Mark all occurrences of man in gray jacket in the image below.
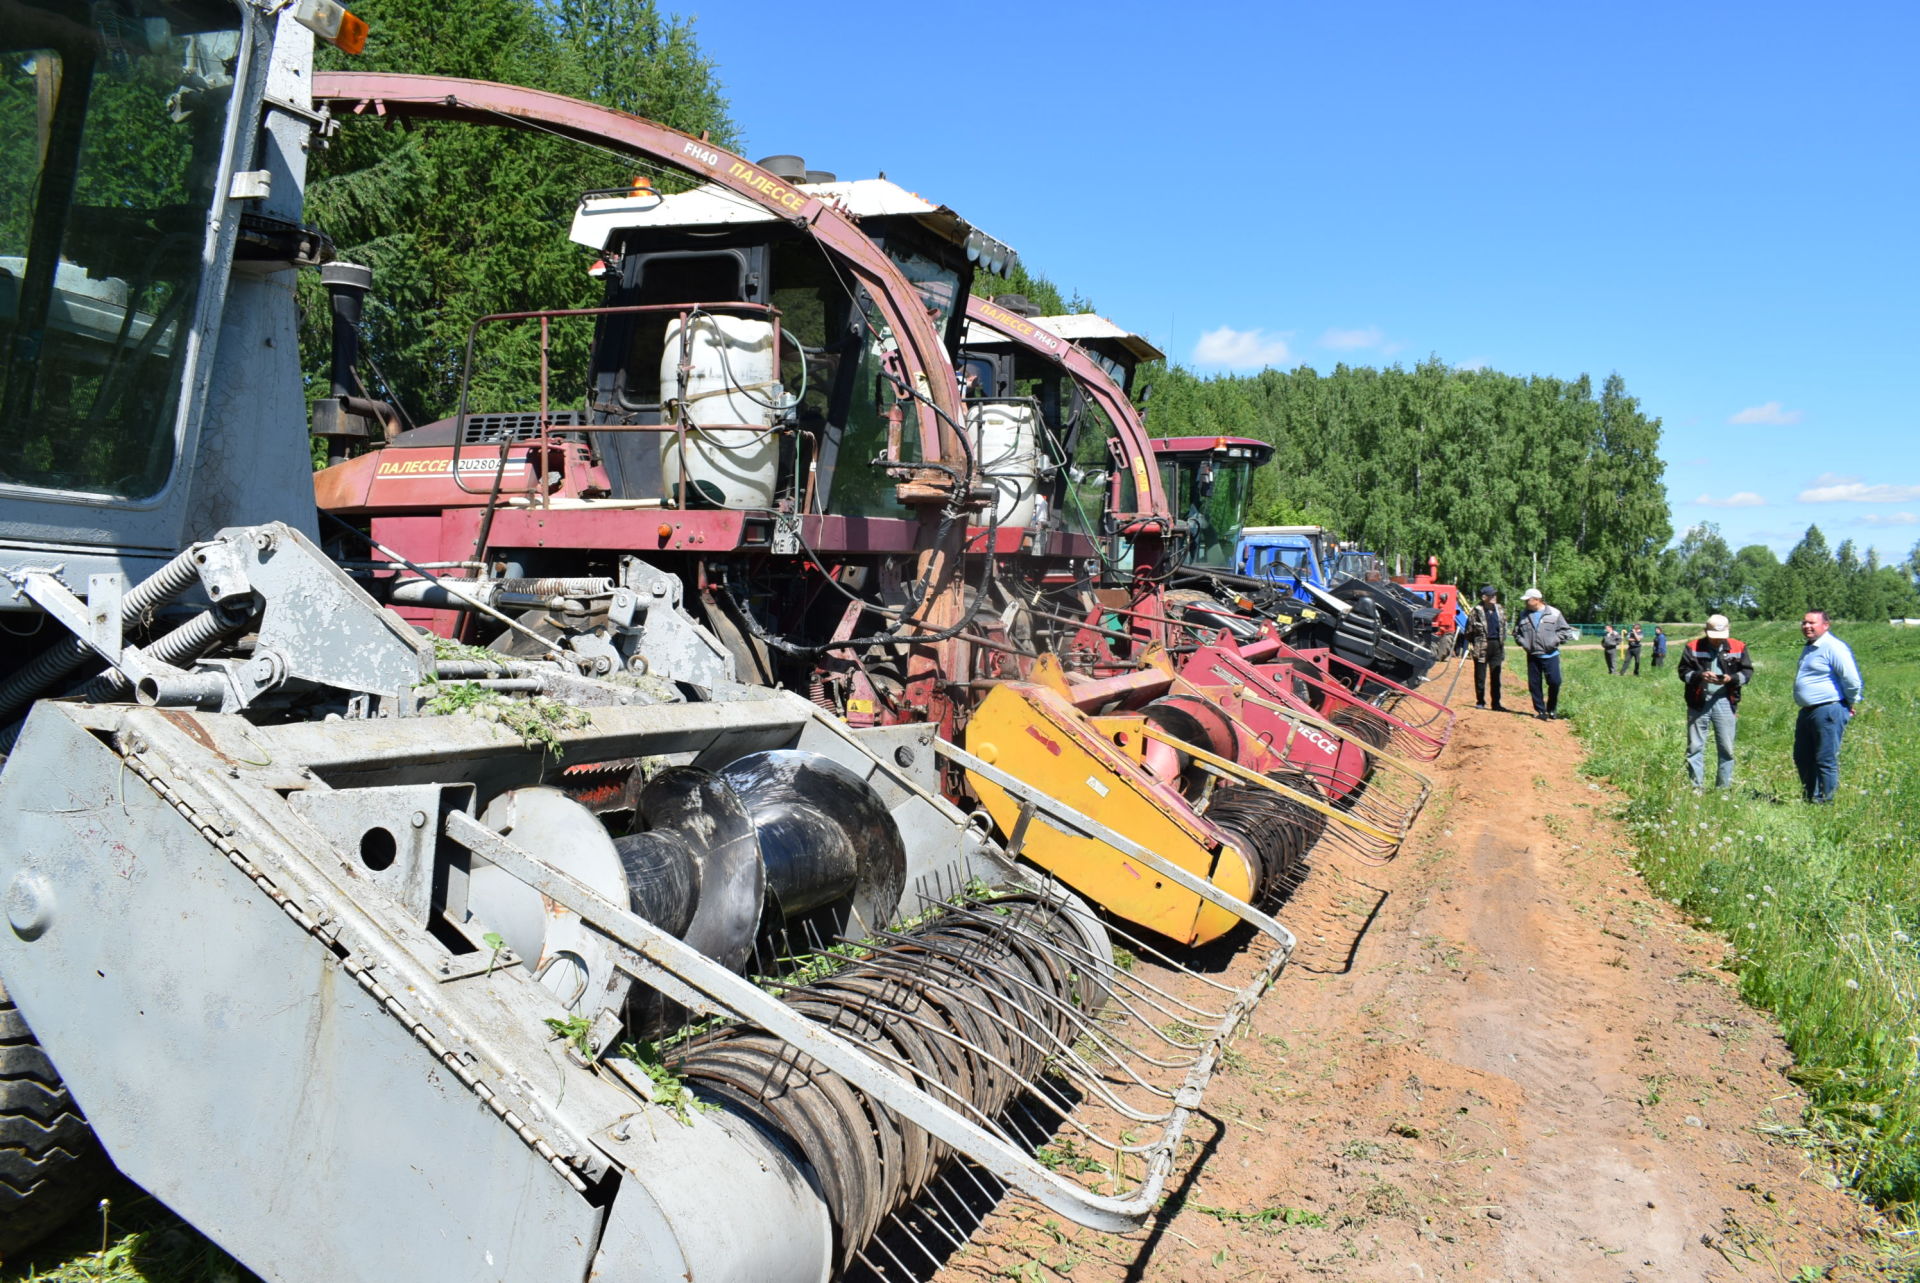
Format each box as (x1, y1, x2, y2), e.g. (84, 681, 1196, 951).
(1513, 588, 1580, 720)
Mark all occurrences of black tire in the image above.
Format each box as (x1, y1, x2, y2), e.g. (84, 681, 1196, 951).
(0, 974, 110, 1259)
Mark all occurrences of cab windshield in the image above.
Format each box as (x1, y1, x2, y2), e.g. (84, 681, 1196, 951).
(0, 0, 241, 499)
(882, 242, 960, 338)
(1250, 544, 1317, 579)
(1162, 454, 1252, 567)
(1329, 550, 1382, 581)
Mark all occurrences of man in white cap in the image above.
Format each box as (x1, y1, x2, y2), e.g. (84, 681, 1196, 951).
(1677, 613, 1752, 789)
(1511, 588, 1579, 719)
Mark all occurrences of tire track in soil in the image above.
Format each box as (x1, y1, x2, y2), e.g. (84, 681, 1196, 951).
(937, 668, 1901, 1283)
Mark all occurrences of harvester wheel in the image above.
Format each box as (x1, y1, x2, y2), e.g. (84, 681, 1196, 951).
(0, 976, 110, 1258)
(1328, 704, 1390, 751)
(1203, 769, 1327, 906)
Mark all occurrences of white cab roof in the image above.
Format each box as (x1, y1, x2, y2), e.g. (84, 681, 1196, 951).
(571, 176, 1015, 272)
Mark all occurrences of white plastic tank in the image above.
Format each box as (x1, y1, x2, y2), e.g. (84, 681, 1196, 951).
(659, 314, 781, 508)
(965, 399, 1043, 527)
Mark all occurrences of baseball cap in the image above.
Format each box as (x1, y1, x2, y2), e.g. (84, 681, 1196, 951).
(1522, 587, 1542, 601)
(1479, 584, 1497, 597)
(1704, 614, 1730, 639)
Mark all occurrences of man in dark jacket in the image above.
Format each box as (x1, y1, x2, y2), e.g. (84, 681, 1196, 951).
(1464, 585, 1508, 710)
(1651, 626, 1668, 670)
(1514, 588, 1580, 719)
(1677, 613, 1753, 789)
(1623, 624, 1643, 676)
(1601, 624, 1621, 674)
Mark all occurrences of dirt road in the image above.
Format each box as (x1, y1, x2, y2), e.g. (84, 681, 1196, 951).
(940, 669, 1899, 1282)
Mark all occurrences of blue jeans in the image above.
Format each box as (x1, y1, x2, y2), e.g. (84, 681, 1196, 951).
(1793, 703, 1848, 802)
(1526, 653, 1562, 715)
(1686, 697, 1737, 788)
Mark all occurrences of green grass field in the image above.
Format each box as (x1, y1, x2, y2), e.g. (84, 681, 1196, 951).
(1562, 620, 1920, 1217)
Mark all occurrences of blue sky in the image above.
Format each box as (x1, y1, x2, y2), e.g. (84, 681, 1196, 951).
(685, 0, 1918, 560)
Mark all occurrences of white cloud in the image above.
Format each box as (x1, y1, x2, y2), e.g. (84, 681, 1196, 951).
(1727, 401, 1803, 425)
(1695, 491, 1766, 508)
(1863, 512, 1919, 526)
(1318, 326, 1385, 351)
(1192, 326, 1292, 369)
(1797, 473, 1920, 503)
(1455, 357, 1489, 372)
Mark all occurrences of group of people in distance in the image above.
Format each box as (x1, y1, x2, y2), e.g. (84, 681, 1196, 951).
(1461, 590, 1863, 803)
(1600, 621, 1667, 675)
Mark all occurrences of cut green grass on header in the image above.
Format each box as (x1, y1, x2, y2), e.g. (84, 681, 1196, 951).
(1561, 620, 1920, 1218)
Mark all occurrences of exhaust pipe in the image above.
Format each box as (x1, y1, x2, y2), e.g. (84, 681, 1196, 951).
(311, 262, 398, 463)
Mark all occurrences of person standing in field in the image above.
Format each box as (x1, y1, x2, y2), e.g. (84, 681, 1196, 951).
(1677, 613, 1751, 789)
(1465, 585, 1508, 710)
(1624, 624, 1644, 676)
(1514, 588, 1579, 720)
(1651, 626, 1668, 670)
(1793, 609, 1863, 803)
(1601, 623, 1621, 674)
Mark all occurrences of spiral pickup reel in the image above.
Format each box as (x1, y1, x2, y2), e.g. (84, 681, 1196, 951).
(1283, 658, 1449, 764)
(1137, 692, 1412, 882)
(1321, 650, 1457, 749)
(1295, 703, 1433, 858)
(666, 875, 1277, 1280)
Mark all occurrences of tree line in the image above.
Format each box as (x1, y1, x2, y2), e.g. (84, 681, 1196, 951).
(1135, 360, 1670, 620)
(1659, 522, 1920, 625)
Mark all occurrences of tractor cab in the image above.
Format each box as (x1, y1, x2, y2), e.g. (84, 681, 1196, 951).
(956, 299, 1162, 547)
(1327, 546, 1390, 584)
(1237, 525, 1330, 599)
(1148, 436, 1273, 568)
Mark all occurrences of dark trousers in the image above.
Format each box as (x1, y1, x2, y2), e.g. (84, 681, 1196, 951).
(1602, 646, 1617, 674)
(1526, 653, 1563, 715)
(1623, 647, 1641, 675)
(1651, 651, 1665, 669)
(1793, 703, 1849, 802)
(1473, 654, 1505, 707)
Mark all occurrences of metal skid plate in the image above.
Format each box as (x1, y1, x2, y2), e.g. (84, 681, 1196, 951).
(0, 707, 604, 1283)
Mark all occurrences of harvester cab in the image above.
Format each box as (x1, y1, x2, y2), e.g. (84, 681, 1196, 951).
(309, 90, 1013, 734)
(956, 296, 1167, 563)
(0, 56, 1300, 1283)
(1148, 435, 1273, 570)
(955, 297, 1171, 652)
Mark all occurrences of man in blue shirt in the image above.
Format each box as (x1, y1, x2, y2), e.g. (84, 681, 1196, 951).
(1792, 610, 1863, 803)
